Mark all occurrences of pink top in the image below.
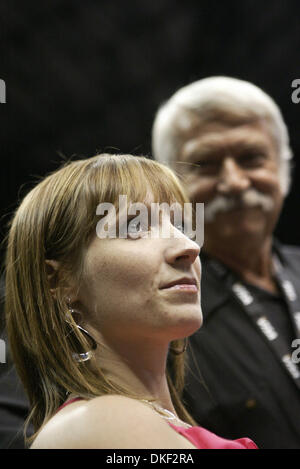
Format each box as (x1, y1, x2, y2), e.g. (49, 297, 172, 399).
(57, 398, 258, 449)
(168, 423, 257, 449)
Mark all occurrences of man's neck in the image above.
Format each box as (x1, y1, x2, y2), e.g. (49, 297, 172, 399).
(204, 236, 279, 293)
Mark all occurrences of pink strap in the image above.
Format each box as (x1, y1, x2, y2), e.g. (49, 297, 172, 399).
(57, 397, 83, 413)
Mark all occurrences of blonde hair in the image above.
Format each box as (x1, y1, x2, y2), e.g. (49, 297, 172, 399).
(5, 153, 196, 444)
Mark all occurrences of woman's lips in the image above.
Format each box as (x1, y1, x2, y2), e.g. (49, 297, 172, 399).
(160, 277, 198, 290)
(162, 284, 198, 292)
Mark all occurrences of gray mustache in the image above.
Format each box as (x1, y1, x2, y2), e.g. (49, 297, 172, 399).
(204, 189, 274, 222)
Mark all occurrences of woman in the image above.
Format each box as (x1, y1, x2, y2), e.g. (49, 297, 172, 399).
(5, 153, 257, 449)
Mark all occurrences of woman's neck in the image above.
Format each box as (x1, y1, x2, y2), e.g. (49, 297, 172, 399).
(91, 332, 177, 414)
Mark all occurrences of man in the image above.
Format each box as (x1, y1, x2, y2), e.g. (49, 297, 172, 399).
(152, 76, 300, 448)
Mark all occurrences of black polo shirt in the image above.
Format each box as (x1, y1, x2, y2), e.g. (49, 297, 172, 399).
(183, 242, 300, 449)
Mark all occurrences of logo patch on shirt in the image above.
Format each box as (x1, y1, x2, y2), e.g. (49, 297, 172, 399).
(256, 317, 278, 341)
(232, 283, 253, 306)
(282, 354, 300, 379)
(282, 280, 297, 302)
(294, 312, 300, 332)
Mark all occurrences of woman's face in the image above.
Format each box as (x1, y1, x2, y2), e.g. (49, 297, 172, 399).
(76, 198, 202, 347)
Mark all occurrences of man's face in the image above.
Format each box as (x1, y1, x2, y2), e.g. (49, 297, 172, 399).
(176, 117, 284, 244)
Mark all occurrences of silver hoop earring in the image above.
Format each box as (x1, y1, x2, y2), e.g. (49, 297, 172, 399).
(66, 300, 97, 363)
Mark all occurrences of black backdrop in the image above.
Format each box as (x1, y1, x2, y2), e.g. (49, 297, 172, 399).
(1, 0, 300, 265)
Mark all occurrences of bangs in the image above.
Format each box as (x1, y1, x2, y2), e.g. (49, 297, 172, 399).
(86, 154, 190, 214)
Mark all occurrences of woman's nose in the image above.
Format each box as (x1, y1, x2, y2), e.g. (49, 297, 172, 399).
(164, 228, 200, 266)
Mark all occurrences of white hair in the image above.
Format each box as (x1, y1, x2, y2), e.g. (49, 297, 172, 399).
(152, 76, 293, 195)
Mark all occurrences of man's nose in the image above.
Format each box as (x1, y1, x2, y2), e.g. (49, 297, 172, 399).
(216, 157, 250, 194)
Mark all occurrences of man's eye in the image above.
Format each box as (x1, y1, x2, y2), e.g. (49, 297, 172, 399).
(192, 160, 219, 172)
(239, 153, 266, 166)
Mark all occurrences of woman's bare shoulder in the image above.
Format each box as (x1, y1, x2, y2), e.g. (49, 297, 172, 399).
(31, 395, 190, 449)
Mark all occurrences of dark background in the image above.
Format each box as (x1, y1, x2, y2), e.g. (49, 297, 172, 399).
(0, 0, 300, 265)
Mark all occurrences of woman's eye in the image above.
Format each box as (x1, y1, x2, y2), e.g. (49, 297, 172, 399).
(127, 219, 150, 238)
(128, 220, 141, 232)
(173, 222, 184, 232)
(173, 220, 196, 240)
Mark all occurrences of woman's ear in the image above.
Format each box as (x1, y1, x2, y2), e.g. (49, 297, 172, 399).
(45, 259, 61, 297)
(45, 260, 76, 302)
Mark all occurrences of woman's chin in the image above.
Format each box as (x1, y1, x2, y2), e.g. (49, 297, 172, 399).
(169, 311, 203, 340)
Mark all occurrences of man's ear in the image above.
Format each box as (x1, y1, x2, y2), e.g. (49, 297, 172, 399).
(45, 259, 61, 298)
